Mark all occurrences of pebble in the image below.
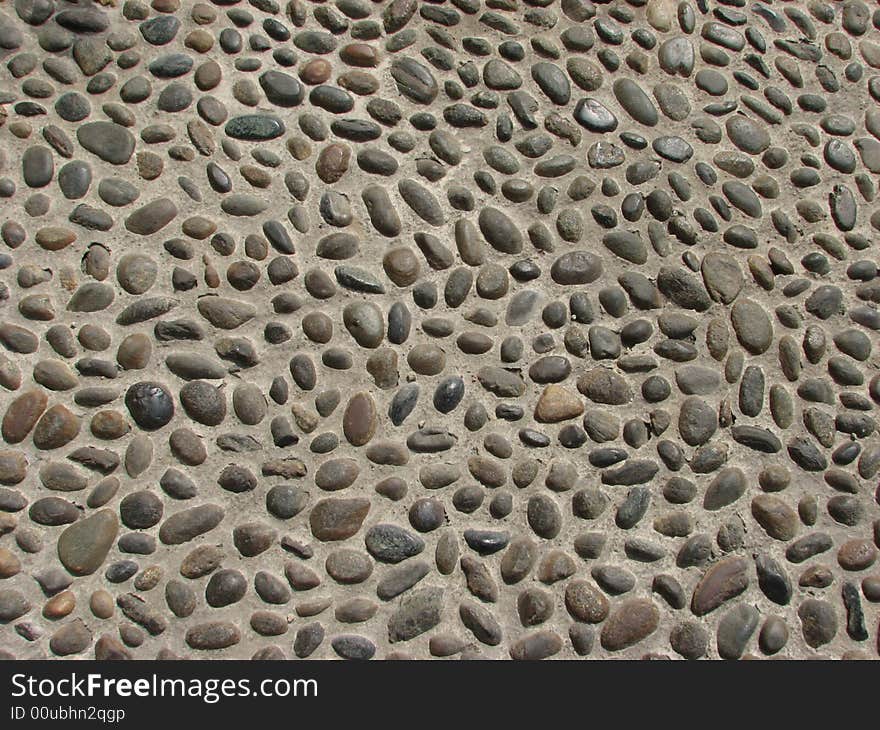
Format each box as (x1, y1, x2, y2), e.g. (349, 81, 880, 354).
(120, 491, 163, 529)
(76, 122, 135, 165)
(387, 586, 443, 642)
(185, 622, 240, 651)
(125, 198, 177, 235)
(670, 621, 708, 659)
(158, 504, 224, 545)
(458, 600, 501, 647)
(2, 390, 48, 443)
(49, 619, 92, 656)
(524, 494, 562, 540)
(510, 631, 563, 660)
(574, 98, 618, 133)
(205, 569, 247, 608)
(613, 79, 658, 126)
(759, 615, 789, 655)
(343, 392, 377, 446)
(691, 558, 750, 616)
(838, 539, 878, 571)
(534, 384, 584, 423)
(798, 599, 838, 649)
(365, 524, 424, 563)
(716, 604, 760, 660)
(565, 580, 610, 623)
(225, 115, 285, 141)
(479, 207, 523, 254)
(33, 404, 80, 450)
(600, 598, 660, 651)
(678, 396, 718, 446)
(391, 58, 438, 103)
(57, 509, 118, 576)
(551, 251, 603, 285)
(124, 382, 174, 430)
(310, 498, 370, 541)
(331, 635, 375, 660)
(752, 495, 799, 540)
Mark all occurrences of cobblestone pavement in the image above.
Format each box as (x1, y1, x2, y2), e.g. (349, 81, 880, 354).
(1, 0, 880, 660)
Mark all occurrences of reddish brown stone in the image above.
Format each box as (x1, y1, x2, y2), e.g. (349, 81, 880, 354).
(35, 227, 76, 251)
(383, 247, 421, 287)
(838, 539, 878, 571)
(535, 384, 585, 423)
(600, 598, 660, 651)
(337, 71, 379, 95)
(2, 389, 48, 444)
(751, 494, 798, 541)
(33, 404, 80, 450)
(342, 392, 377, 447)
(0, 449, 27, 484)
(315, 143, 350, 184)
(299, 58, 332, 84)
(340, 43, 380, 68)
(564, 580, 609, 623)
(0, 547, 20, 578)
(90, 410, 131, 440)
(43, 590, 76, 619)
(691, 557, 749, 616)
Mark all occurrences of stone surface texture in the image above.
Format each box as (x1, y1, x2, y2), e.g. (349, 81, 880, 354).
(0, 0, 879, 661)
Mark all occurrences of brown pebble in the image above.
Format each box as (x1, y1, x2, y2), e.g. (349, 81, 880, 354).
(316, 143, 350, 184)
(342, 392, 377, 447)
(94, 634, 131, 660)
(838, 539, 878, 571)
(43, 590, 76, 619)
(535, 384, 585, 423)
(0, 449, 28, 485)
(2, 389, 48, 444)
(90, 590, 115, 619)
(117, 333, 152, 370)
(35, 227, 76, 251)
(383, 247, 421, 287)
(0, 547, 21, 578)
(33, 404, 81, 450)
(340, 43, 380, 68)
(600, 598, 660, 651)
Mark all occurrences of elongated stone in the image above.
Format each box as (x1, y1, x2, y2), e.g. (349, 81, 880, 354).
(125, 198, 177, 235)
(2, 390, 48, 444)
(479, 207, 523, 254)
(692, 558, 749, 616)
(225, 115, 285, 140)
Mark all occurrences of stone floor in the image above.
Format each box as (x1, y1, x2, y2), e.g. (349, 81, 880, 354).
(1, 0, 880, 660)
